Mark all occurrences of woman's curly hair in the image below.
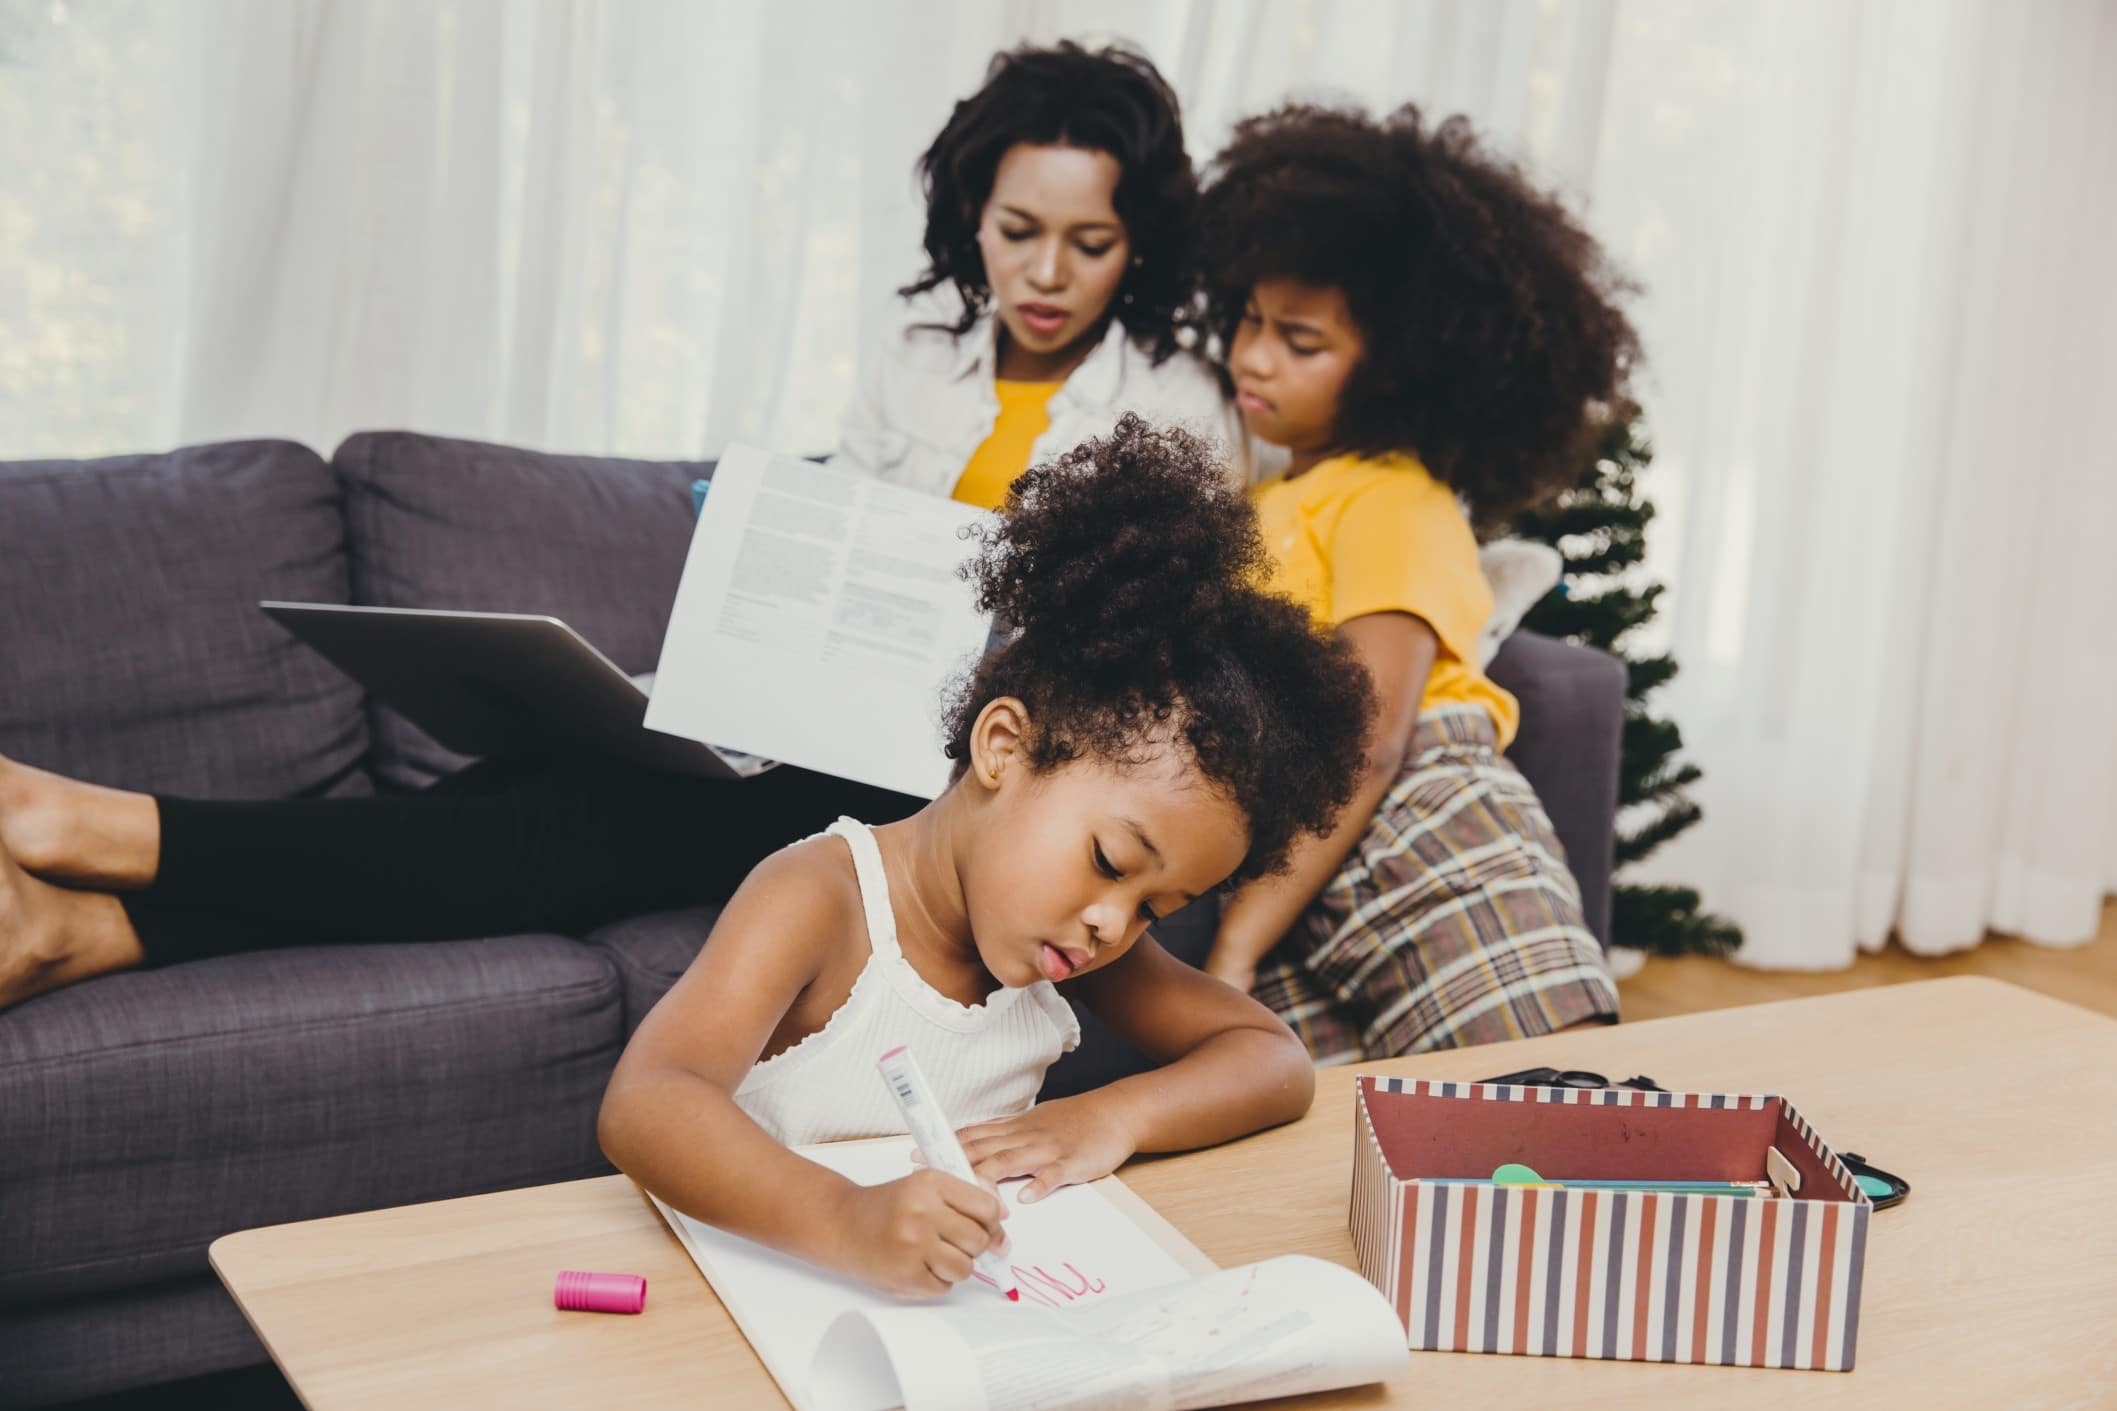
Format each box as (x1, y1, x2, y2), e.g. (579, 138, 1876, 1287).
(942, 415, 1375, 885)
(1196, 103, 1641, 521)
(901, 42, 1198, 363)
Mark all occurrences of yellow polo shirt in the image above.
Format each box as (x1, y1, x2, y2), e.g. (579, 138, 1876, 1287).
(1252, 452, 1519, 747)
(950, 379, 1062, 510)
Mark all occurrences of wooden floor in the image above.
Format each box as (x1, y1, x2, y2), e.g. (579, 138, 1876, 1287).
(1618, 898, 2117, 1022)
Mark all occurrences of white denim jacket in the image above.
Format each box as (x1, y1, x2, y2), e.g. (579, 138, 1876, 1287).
(826, 299, 1276, 491)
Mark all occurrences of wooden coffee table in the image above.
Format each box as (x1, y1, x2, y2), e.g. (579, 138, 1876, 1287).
(211, 977, 2117, 1408)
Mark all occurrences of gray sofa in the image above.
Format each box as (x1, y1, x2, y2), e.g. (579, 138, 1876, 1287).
(0, 432, 1624, 1406)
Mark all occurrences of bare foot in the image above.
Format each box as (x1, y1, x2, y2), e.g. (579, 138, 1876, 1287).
(0, 836, 146, 1011)
(0, 752, 161, 889)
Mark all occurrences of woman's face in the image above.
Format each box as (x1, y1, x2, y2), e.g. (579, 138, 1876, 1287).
(1229, 278, 1367, 463)
(976, 143, 1132, 374)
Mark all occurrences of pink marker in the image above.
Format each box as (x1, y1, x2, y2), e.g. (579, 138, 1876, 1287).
(876, 1044, 1023, 1303)
(553, 1270, 647, 1314)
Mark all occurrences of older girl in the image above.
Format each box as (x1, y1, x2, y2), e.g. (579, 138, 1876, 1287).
(1193, 103, 1638, 1061)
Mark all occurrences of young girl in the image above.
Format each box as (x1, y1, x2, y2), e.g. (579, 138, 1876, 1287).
(0, 42, 1248, 1010)
(598, 419, 1371, 1296)
(1190, 103, 1640, 1063)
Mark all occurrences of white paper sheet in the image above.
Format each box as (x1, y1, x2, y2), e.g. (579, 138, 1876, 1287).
(642, 446, 993, 798)
(810, 1256, 1409, 1411)
(654, 1137, 1200, 1411)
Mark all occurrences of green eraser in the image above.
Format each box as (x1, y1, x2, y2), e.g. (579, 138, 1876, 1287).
(1855, 1174, 1893, 1199)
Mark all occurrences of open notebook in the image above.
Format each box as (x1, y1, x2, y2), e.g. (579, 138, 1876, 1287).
(653, 1137, 1406, 1411)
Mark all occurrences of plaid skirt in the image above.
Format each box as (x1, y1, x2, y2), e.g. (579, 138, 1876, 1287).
(1252, 704, 1620, 1065)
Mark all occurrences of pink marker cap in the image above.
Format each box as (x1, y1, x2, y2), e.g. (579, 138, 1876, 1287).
(553, 1270, 648, 1314)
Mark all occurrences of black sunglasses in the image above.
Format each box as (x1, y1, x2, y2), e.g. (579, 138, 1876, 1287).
(1473, 1066, 1910, 1211)
(1477, 1065, 1667, 1092)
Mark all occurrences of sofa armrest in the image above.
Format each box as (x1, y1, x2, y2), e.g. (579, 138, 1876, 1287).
(1485, 631, 1625, 950)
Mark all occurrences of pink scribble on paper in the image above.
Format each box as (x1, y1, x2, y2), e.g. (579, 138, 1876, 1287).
(972, 1262, 1109, 1309)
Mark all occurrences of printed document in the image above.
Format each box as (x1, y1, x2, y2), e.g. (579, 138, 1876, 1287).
(644, 446, 993, 798)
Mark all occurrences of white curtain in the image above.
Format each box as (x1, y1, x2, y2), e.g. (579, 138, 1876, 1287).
(169, 0, 1059, 458)
(6, 0, 2113, 967)
(1601, 0, 2117, 967)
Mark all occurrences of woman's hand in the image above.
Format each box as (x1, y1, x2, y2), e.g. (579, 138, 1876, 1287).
(950, 1094, 1143, 1204)
(827, 1170, 1009, 1298)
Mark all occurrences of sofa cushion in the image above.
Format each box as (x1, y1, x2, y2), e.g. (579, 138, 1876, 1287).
(0, 441, 369, 797)
(1488, 630, 1626, 948)
(0, 1277, 262, 1408)
(332, 431, 707, 789)
(0, 936, 623, 1308)
(586, 905, 723, 1033)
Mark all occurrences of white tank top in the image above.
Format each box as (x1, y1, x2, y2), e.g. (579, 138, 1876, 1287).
(731, 818, 1081, 1146)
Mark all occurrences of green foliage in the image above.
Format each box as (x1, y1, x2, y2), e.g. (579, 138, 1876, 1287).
(1624, 652, 1678, 699)
(1611, 884, 1743, 959)
(1503, 419, 1742, 958)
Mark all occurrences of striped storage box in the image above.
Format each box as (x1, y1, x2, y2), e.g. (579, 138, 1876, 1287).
(1350, 1077, 1871, 1371)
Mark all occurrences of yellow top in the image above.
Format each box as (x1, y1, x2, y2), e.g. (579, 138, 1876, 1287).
(950, 379, 1062, 510)
(1252, 452, 1519, 748)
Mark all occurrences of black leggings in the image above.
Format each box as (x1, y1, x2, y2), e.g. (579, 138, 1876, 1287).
(122, 757, 923, 965)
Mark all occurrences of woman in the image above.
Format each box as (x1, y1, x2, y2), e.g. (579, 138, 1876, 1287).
(833, 40, 1256, 497)
(0, 42, 1249, 1010)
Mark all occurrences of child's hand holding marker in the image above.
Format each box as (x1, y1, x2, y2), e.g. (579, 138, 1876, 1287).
(827, 1165, 1010, 1300)
(878, 1045, 1024, 1300)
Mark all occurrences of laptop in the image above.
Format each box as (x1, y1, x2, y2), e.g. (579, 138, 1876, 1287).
(260, 601, 774, 780)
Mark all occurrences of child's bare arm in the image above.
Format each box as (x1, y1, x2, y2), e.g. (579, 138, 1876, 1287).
(1204, 610, 1435, 990)
(1072, 936, 1317, 1145)
(598, 842, 1005, 1295)
(957, 936, 1314, 1199)
(599, 845, 862, 1258)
